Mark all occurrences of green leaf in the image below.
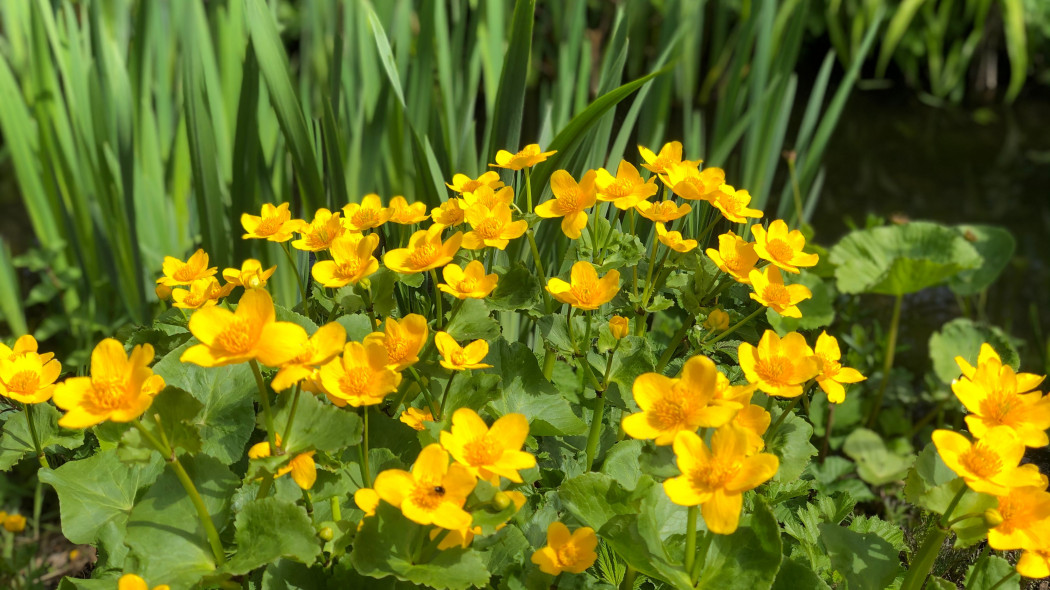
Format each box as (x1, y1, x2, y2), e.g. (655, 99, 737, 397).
(154, 341, 256, 464)
(599, 440, 646, 492)
(445, 299, 499, 342)
(225, 497, 321, 574)
(600, 513, 693, 589)
(697, 499, 783, 590)
(262, 560, 331, 590)
(928, 318, 1020, 384)
(0, 403, 84, 471)
(767, 272, 836, 334)
(817, 523, 902, 590)
(948, 225, 1016, 296)
(830, 222, 982, 295)
(137, 387, 204, 455)
(270, 389, 362, 455)
(487, 263, 541, 312)
(768, 407, 817, 483)
(928, 578, 957, 590)
(559, 473, 657, 531)
(485, 339, 587, 436)
(965, 554, 1020, 589)
(771, 558, 829, 590)
(485, 0, 534, 165)
(125, 455, 238, 588)
(607, 336, 657, 401)
(350, 503, 490, 590)
(841, 429, 915, 486)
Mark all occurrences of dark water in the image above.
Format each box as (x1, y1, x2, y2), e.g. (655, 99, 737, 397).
(813, 87, 1050, 372)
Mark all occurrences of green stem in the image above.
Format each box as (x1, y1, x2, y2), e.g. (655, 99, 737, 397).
(250, 360, 279, 455)
(542, 348, 557, 381)
(867, 293, 903, 428)
(526, 230, 552, 313)
(360, 406, 372, 488)
(901, 485, 968, 590)
(655, 319, 696, 373)
(439, 372, 457, 419)
(590, 204, 600, 262)
(691, 529, 713, 582)
(362, 285, 380, 331)
(696, 214, 723, 248)
(635, 237, 662, 334)
(23, 404, 49, 469)
(705, 307, 764, 346)
(987, 569, 1015, 590)
(819, 403, 836, 463)
(430, 269, 445, 329)
(765, 397, 802, 441)
(445, 298, 465, 329)
(684, 505, 698, 574)
(330, 496, 342, 522)
(280, 242, 309, 307)
(585, 396, 606, 471)
(524, 168, 534, 213)
(281, 384, 303, 448)
(407, 367, 438, 417)
(620, 565, 637, 590)
(629, 209, 639, 299)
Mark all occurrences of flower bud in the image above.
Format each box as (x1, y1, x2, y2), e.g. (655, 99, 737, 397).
(491, 491, 512, 511)
(3, 514, 26, 533)
(318, 526, 334, 541)
(155, 284, 172, 301)
(609, 316, 630, 340)
(704, 309, 729, 331)
(984, 508, 1004, 528)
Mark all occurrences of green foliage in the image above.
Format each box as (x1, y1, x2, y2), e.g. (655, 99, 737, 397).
(928, 318, 1020, 384)
(696, 500, 783, 590)
(485, 339, 587, 436)
(0, 403, 83, 470)
(225, 497, 321, 574)
(841, 428, 915, 486)
(818, 523, 903, 590)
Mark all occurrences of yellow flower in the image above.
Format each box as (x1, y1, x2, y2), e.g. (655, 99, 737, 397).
(387, 196, 429, 225)
(462, 203, 528, 250)
(435, 332, 492, 371)
(662, 162, 725, 201)
(180, 289, 309, 368)
(440, 408, 536, 484)
(223, 259, 277, 290)
(656, 223, 698, 253)
(706, 232, 760, 284)
(663, 427, 779, 534)
(0, 335, 54, 364)
(342, 194, 393, 232)
(355, 487, 380, 518)
(751, 219, 818, 274)
(932, 426, 1046, 496)
(635, 200, 692, 223)
(732, 401, 772, 454)
(953, 344, 1050, 447)
(986, 486, 1050, 550)
(156, 249, 217, 287)
(531, 522, 598, 575)
(247, 435, 318, 490)
(491, 144, 556, 170)
(609, 316, 629, 340)
(545, 261, 620, 311)
(1017, 544, 1050, 579)
(155, 284, 172, 301)
(319, 341, 402, 407)
(384, 226, 463, 274)
(363, 314, 429, 371)
(431, 199, 467, 228)
(118, 573, 170, 590)
(0, 351, 61, 404)
(813, 332, 866, 404)
(373, 443, 476, 530)
(292, 208, 345, 252)
(462, 185, 515, 211)
(53, 339, 165, 429)
(241, 202, 298, 242)
(3, 513, 26, 533)
(400, 407, 434, 431)
(310, 233, 381, 288)
(171, 277, 232, 310)
(738, 330, 820, 398)
(534, 170, 597, 239)
(622, 356, 742, 445)
(595, 161, 658, 209)
(446, 171, 504, 194)
(748, 266, 812, 318)
(638, 141, 686, 176)
(704, 309, 729, 332)
(439, 261, 499, 300)
(711, 184, 763, 223)
(271, 322, 347, 392)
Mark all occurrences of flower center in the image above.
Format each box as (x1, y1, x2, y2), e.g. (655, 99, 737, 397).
(722, 254, 743, 273)
(409, 243, 438, 269)
(559, 189, 579, 212)
(173, 266, 198, 282)
(818, 354, 841, 379)
(217, 318, 255, 355)
(182, 290, 208, 307)
(337, 259, 362, 279)
(410, 480, 446, 511)
(979, 391, 1020, 425)
(386, 337, 409, 363)
(476, 217, 504, 239)
(648, 396, 688, 431)
(571, 280, 598, 305)
(89, 377, 126, 410)
(256, 216, 283, 236)
(6, 370, 39, 394)
(960, 443, 1004, 479)
(755, 356, 793, 387)
(463, 436, 501, 466)
(339, 367, 372, 396)
(649, 157, 672, 174)
(461, 180, 482, 193)
(765, 239, 794, 263)
(761, 283, 791, 307)
(996, 495, 1026, 532)
(688, 459, 739, 492)
(556, 543, 580, 567)
(353, 209, 379, 228)
(458, 278, 478, 293)
(293, 342, 316, 365)
(451, 350, 468, 366)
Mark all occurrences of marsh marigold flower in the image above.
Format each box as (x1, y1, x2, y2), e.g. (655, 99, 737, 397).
(446, 171, 504, 194)
(986, 486, 1050, 550)
(635, 200, 692, 223)
(595, 161, 658, 210)
(1017, 543, 1050, 579)
(118, 574, 169, 590)
(241, 202, 298, 242)
(751, 219, 818, 274)
(813, 332, 866, 404)
(546, 261, 619, 311)
(706, 232, 760, 284)
(462, 203, 528, 250)
(0, 351, 61, 404)
(662, 162, 725, 201)
(342, 194, 392, 232)
(292, 208, 345, 252)
(223, 259, 276, 290)
(732, 398, 772, 454)
(462, 185, 515, 211)
(431, 199, 467, 228)
(932, 426, 1046, 496)
(609, 316, 629, 340)
(156, 249, 217, 287)
(373, 443, 476, 530)
(180, 289, 309, 368)
(663, 427, 779, 534)
(534, 170, 596, 239)
(435, 332, 492, 371)
(748, 266, 812, 318)
(738, 330, 820, 398)
(400, 407, 434, 431)
(0, 335, 53, 364)
(271, 322, 347, 392)
(355, 487, 380, 518)
(704, 309, 730, 332)
(248, 435, 318, 490)
(53, 339, 165, 429)
(491, 144, 556, 170)
(953, 343, 1050, 447)
(711, 184, 763, 223)
(638, 141, 686, 176)
(440, 408, 535, 484)
(364, 314, 429, 371)
(656, 223, 698, 253)
(3, 513, 25, 533)
(439, 261, 499, 300)
(387, 196, 429, 225)
(384, 226, 463, 274)
(171, 277, 233, 310)
(531, 522, 598, 575)
(311, 233, 381, 288)
(319, 341, 402, 407)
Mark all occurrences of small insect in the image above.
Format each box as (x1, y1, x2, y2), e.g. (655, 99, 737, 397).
(433, 486, 446, 495)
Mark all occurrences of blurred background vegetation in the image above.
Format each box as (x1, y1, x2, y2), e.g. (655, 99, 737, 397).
(0, 0, 1047, 368)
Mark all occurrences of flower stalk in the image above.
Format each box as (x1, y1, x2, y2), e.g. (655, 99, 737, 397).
(23, 404, 49, 469)
(250, 360, 279, 456)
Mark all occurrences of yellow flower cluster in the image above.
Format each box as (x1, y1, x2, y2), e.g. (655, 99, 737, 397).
(933, 345, 1050, 578)
(0, 510, 26, 533)
(739, 330, 866, 403)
